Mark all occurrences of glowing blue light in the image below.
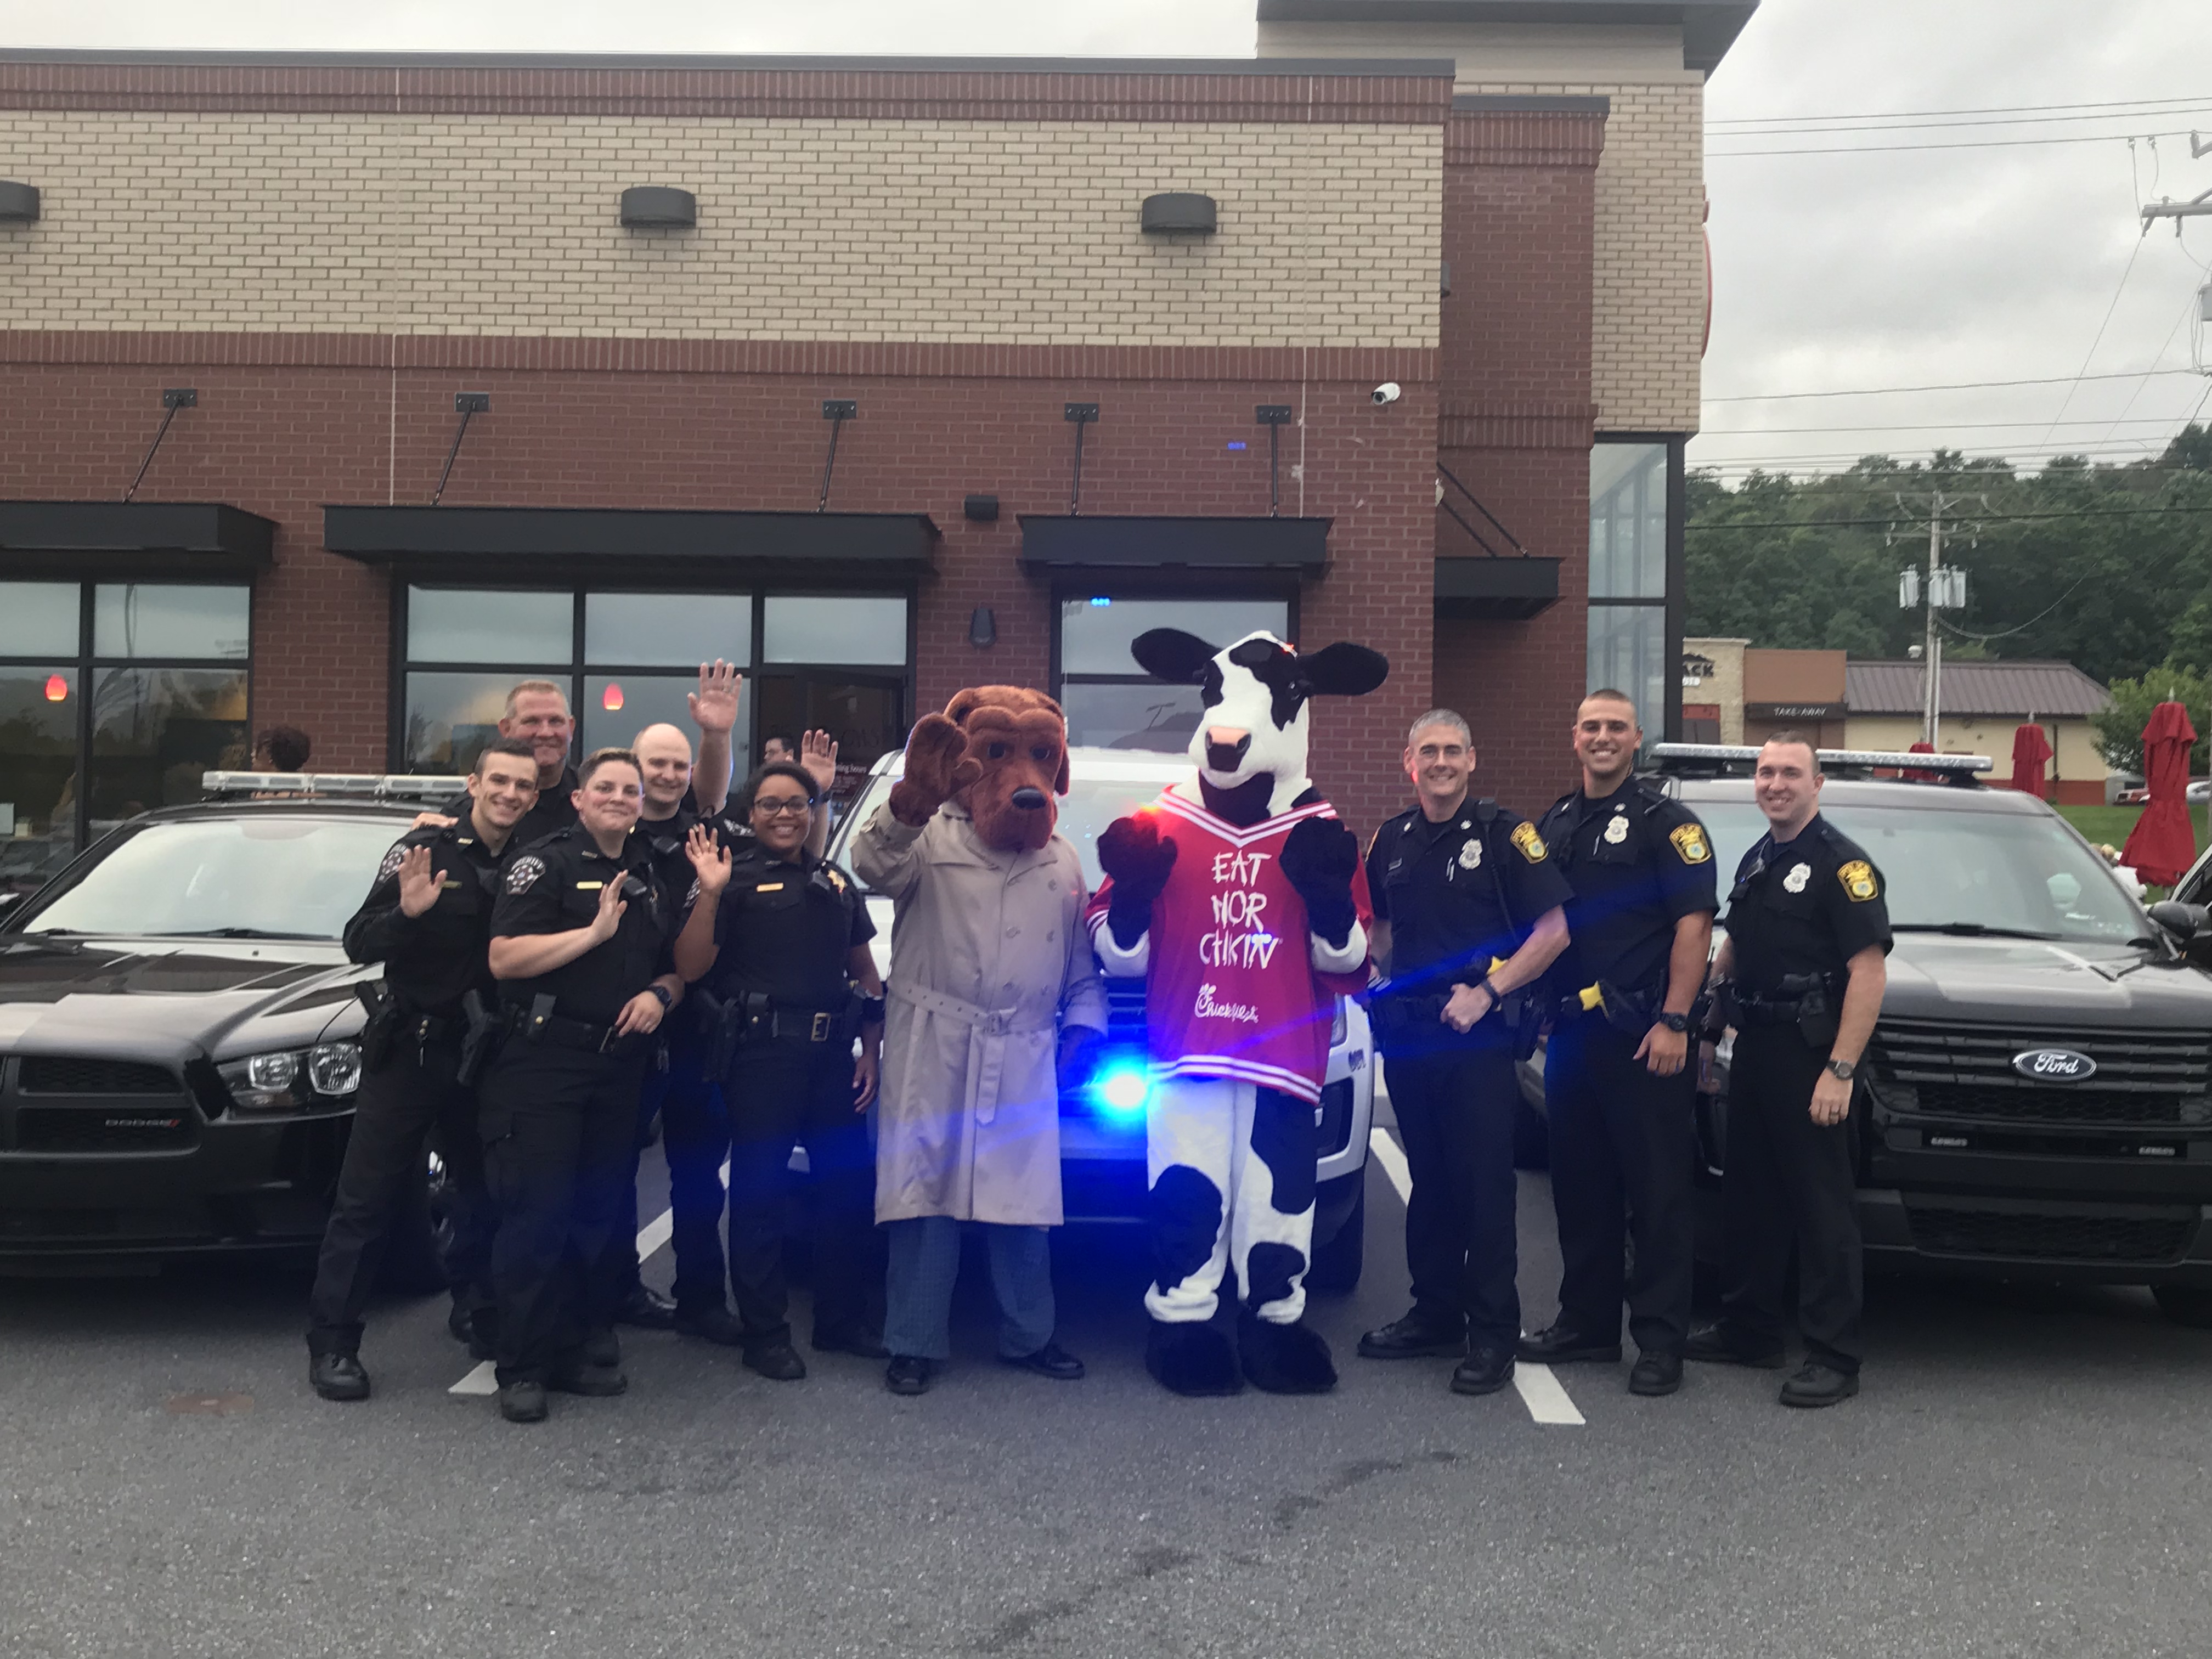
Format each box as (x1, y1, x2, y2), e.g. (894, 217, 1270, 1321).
(1226, 441, 1248, 451)
(1094, 1063, 1152, 1119)
(1089, 596, 1112, 607)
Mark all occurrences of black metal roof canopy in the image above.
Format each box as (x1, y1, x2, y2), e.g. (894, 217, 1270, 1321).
(0, 501, 277, 577)
(1018, 515, 1329, 573)
(1434, 554, 1560, 620)
(323, 505, 939, 572)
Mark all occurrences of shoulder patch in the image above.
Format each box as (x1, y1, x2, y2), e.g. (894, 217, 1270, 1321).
(1668, 822, 1712, 865)
(505, 855, 546, 895)
(1509, 821, 1548, 863)
(376, 843, 408, 883)
(1837, 860, 1880, 902)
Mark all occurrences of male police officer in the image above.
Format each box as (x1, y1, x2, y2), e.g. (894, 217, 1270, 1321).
(306, 737, 540, 1401)
(1520, 691, 1717, 1396)
(479, 748, 698, 1423)
(1688, 733, 1889, 1408)
(675, 760, 887, 1379)
(1359, 710, 1571, 1396)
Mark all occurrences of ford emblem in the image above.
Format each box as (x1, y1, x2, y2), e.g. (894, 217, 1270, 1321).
(2011, 1048, 2097, 1083)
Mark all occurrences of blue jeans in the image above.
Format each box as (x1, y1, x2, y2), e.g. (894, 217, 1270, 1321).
(883, 1216, 1055, 1362)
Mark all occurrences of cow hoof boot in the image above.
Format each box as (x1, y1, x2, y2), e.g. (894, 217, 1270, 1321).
(1238, 1311, 1338, 1395)
(1146, 1318, 1243, 1397)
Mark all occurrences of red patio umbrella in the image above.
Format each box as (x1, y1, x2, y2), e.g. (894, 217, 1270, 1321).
(1903, 739, 1938, 782)
(2120, 701, 2199, 887)
(2008, 723, 2053, 798)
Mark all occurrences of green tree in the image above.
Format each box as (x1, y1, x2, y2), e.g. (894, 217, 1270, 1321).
(2090, 662, 2211, 776)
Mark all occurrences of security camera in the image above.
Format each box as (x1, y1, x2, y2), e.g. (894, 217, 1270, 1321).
(1371, 382, 1402, 406)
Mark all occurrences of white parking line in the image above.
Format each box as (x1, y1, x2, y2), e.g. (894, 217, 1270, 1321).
(1365, 1125, 1584, 1427)
(449, 1158, 730, 1398)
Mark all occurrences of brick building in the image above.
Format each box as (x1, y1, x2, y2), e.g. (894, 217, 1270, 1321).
(0, 1, 1749, 890)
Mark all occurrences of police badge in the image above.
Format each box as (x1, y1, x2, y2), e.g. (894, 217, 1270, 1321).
(1458, 838, 1483, 871)
(1602, 815, 1629, 845)
(1783, 862, 1811, 894)
(505, 855, 545, 895)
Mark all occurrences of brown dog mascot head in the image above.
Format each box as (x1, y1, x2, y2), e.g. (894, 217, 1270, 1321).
(887, 685, 1070, 854)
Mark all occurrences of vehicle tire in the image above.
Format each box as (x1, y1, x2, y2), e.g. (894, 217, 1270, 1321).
(2153, 1285, 2212, 1329)
(1305, 1175, 1365, 1294)
(1513, 1094, 1550, 1171)
(377, 1151, 450, 1297)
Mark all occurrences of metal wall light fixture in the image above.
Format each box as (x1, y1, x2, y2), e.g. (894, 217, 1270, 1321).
(968, 606, 997, 647)
(0, 182, 38, 223)
(620, 186, 697, 229)
(1141, 192, 1217, 234)
(963, 494, 1001, 523)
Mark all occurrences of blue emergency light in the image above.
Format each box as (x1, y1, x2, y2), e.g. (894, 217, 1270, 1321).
(1093, 1061, 1152, 1121)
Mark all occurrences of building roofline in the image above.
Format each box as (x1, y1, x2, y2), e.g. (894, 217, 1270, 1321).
(1255, 1, 1759, 74)
(0, 47, 1458, 77)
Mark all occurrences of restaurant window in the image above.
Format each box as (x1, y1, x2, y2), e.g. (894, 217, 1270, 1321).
(0, 580, 252, 894)
(1589, 441, 1679, 740)
(1055, 594, 1291, 752)
(400, 587, 909, 802)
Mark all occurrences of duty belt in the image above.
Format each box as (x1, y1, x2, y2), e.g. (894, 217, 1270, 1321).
(506, 998, 643, 1055)
(763, 1006, 846, 1043)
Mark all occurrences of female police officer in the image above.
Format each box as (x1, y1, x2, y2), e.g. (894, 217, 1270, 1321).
(478, 747, 701, 1424)
(674, 761, 885, 1383)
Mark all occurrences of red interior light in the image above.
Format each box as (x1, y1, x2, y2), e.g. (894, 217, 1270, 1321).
(43, 674, 68, 703)
(602, 684, 624, 712)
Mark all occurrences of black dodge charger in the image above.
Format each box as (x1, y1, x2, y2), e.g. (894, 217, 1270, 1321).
(0, 778, 452, 1283)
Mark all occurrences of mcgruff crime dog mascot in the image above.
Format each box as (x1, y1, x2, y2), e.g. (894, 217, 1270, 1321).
(1087, 630, 1388, 1395)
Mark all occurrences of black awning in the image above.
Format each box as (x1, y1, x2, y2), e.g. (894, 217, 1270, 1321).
(0, 501, 276, 574)
(323, 505, 939, 568)
(1018, 515, 1329, 573)
(1434, 555, 1560, 620)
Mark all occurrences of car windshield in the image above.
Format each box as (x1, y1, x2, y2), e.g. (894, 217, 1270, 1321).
(18, 816, 407, 941)
(1690, 798, 2150, 945)
(836, 772, 1172, 892)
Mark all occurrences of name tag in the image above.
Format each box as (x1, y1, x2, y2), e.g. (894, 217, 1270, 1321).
(439, 879, 462, 889)
(575, 881, 603, 890)
(755, 882, 785, 893)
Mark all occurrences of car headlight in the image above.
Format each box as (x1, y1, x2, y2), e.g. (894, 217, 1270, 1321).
(218, 1042, 364, 1111)
(1331, 996, 1348, 1048)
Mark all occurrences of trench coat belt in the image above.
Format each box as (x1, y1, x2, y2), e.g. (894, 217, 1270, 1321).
(889, 982, 1056, 1128)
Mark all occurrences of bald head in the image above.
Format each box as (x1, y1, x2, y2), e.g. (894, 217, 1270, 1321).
(633, 723, 695, 817)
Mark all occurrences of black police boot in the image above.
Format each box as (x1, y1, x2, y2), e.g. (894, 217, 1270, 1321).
(582, 1327, 622, 1369)
(884, 1355, 935, 1396)
(1449, 1343, 1516, 1397)
(1516, 1322, 1622, 1364)
(1144, 1318, 1242, 1397)
(1684, 1321, 1787, 1369)
(1357, 1312, 1467, 1361)
(814, 1324, 893, 1360)
(743, 1339, 808, 1382)
(673, 1305, 747, 1348)
(1629, 1351, 1684, 1396)
(308, 1350, 370, 1402)
(999, 1340, 1086, 1381)
(498, 1380, 549, 1423)
(616, 1284, 677, 1330)
(1779, 1362, 1859, 1408)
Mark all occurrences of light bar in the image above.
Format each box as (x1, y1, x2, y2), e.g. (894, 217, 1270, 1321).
(1650, 744, 1992, 775)
(201, 771, 468, 799)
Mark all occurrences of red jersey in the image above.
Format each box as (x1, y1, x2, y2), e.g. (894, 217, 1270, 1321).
(1087, 788, 1372, 1104)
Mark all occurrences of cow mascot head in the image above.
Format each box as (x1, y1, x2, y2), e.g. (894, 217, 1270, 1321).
(1086, 629, 1388, 1401)
(889, 685, 1070, 854)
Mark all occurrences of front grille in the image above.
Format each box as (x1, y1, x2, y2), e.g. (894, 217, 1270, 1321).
(17, 1055, 179, 1095)
(1102, 976, 1148, 1040)
(1872, 1019, 2211, 1130)
(15, 1105, 196, 1152)
(1905, 1205, 2194, 1264)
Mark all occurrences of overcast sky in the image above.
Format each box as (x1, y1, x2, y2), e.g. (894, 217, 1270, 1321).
(9, 0, 2210, 482)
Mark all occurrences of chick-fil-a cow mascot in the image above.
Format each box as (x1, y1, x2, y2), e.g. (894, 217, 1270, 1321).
(1086, 629, 1387, 1396)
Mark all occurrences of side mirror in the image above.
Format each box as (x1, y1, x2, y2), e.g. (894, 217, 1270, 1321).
(2147, 900, 2206, 941)
(0, 892, 22, 918)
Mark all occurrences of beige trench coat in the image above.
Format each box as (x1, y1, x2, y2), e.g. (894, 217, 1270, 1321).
(852, 798, 1107, 1226)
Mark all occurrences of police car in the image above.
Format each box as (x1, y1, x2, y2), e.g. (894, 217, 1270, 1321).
(1523, 745, 2212, 1327)
(0, 772, 459, 1283)
(830, 747, 1378, 1289)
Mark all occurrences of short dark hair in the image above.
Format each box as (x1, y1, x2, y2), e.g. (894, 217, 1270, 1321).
(1760, 731, 1822, 772)
(1582, 687, 1638, 711)
(472, 736, 538, 775)
(742, 761, 818, 815)
(760, 732, 800, 756)
(577, 747, 641, 787)
(256, 725, 312, 772)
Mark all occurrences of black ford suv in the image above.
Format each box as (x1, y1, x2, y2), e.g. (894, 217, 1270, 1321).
(1533, 748, 2212, 1328)
(0, 774, 454, 1281)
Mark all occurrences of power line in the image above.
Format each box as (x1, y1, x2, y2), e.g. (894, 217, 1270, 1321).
(1711, 106, 2212, 138)
(1709, 94, 2212, 126)
(2041, 235, 2149, 444)
(1700, 418, 2191, 436)
(1709, 129, 2204, 159)
(1703, 368, 2198, 403)
(1689, 506, 2212, 530)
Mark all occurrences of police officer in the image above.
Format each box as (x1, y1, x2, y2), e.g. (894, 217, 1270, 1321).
(304, 737, 541, 1401)
(673, 760, 887, 1380)
(1358, 709, 1572, 1396)
(478, 747, 698, 1424)
(1686, 732, 1889, 1408)
(1519, 690, 1717, 1397)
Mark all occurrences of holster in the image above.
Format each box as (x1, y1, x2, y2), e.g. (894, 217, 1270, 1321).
(1781, 973, 1841, 1048)
(455, 989, 499, 1087)
(354, 980, 398, 1073)
(695, 988, 741, 1079)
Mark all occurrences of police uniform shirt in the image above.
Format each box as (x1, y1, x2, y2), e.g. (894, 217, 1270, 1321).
(1539, 780, 1720, 994)
(635, 800, 702, 900)
(703, 846, 874, 1011)
(1723, 813, 1893, 996)
(489, 825, 679, 1025)
(443, 764, 579, 853)
(1365, 799, 1575, 991)
(342, 821, 507, 1014)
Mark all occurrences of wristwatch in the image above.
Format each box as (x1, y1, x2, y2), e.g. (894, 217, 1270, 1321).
(1656, 1011, 1689, 1034)
(646, 984, 674, 1011)
(1824, 1057, 1855, 1081)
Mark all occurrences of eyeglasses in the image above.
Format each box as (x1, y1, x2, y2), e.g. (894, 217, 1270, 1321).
(753, 797, 815, 817)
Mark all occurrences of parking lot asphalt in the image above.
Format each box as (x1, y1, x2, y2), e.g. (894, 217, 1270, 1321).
(5, 1139, 2212, 1659)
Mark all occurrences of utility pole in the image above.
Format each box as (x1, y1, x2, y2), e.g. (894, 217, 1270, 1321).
(1895, 489, 1969, 745)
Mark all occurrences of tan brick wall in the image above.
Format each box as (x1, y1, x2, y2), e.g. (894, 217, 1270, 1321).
(1260, 20, 1707, 433)
(0, 113, 1440, 347)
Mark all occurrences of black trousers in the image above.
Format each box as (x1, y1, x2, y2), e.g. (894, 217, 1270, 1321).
(1544, 1015, 1696, 1356)
(306, 1035, 493, 1356)
(478, 1040, 648, 1386)
(616, 1032, 731, 1315)
(725, 1034, 877, 1345)
(1719, 1023, 1864, 1372)
(1384, 1040, 1521, 1348)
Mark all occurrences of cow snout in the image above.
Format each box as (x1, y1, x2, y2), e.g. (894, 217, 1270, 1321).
(1011, 786, 1048, 811)
(1204, 727, 1253, 773)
